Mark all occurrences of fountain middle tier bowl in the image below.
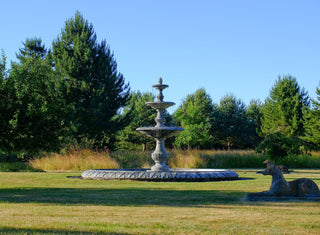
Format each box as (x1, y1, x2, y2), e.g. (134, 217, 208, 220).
(136, 126, 184, 139)
(146, 101, 175, 110)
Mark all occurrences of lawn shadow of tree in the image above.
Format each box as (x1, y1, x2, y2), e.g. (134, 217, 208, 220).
(0, 187, 243, 207)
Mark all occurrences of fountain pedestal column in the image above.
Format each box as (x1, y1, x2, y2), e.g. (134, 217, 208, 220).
(151, 139, 170, 171)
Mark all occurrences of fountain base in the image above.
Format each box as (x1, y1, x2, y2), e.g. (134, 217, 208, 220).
(81, 168, 239, 181)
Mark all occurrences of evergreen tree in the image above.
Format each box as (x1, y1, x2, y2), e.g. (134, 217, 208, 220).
(16, 38, 47, 62)
(303, 83, 320, 146)
(174, 88, 214, 149)
(52, 12, 130, 149)
(0, 51, 9, 152)
(246, 99, 264, 147)
(213, 94, 249, 149)
(261, 75, 309, 137)
(0, 39, 67, 156)
(0, 50, 6, 82)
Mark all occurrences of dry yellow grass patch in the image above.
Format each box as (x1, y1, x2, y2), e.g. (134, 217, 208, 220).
(29, 149, 119, 171)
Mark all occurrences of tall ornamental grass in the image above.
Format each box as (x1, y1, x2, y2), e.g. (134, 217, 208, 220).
(27, 149, 320, 172)
(29, 149, 119, 171)
(169, 149, 267, 169)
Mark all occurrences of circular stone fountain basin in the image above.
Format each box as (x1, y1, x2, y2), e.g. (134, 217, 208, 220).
(81, 168, 239, 181)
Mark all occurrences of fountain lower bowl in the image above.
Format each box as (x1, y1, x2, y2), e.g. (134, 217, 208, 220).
(81, 168, 239, 181)
(136, 126, 184, 139)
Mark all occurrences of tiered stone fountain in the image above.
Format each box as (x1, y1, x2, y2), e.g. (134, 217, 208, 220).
(136, 77, 184, 171)
(81, 78, 238, 181)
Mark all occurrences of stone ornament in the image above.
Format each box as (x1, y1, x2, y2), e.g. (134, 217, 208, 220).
(136, 78, 184, 171)
(246, 160, 320, 201)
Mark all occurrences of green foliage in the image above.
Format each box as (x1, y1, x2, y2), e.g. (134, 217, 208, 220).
(174, 88, 214, 149)
(0, 49, 7, 82)
(256, 132, 305, 163)
(303, 83, 320, 147)
(0, 51, 9, 152)
(246, 99, 264, 146)
(261, 75, 309, 137)
(213, 94, 251, 149)
(115, 91, 156, 151)
(16, 38, 47, 62)
(0, 39, 68, 156)
(52, 11, 130, 149)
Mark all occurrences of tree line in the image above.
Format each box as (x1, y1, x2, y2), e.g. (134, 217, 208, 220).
(1, 12, 320, 158)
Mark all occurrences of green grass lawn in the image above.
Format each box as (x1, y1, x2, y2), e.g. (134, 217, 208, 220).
(0, 170, 320, 234)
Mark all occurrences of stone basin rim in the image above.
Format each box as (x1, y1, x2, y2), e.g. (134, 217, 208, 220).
(81, 168, 239, 182)
(83, 168, 232, 172)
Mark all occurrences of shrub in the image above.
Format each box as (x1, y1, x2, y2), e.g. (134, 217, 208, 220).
(256, 132, 305, 163)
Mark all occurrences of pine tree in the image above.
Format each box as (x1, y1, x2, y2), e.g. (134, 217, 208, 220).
(0, 51, 9, 152)
(52, 12, 130, 149)
(213, 94, 249, 149)
(246, 99, 264, 147)
(261, 75, 309, 137)
(0, 50, 6, 82)
(303, 84, 320, 146)
(16, 38, 47, 62)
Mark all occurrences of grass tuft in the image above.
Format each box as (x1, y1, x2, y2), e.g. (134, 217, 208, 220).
(110, 151, 153, 169)
(169, 149, 267, 169)
(169, 149, 206, 168)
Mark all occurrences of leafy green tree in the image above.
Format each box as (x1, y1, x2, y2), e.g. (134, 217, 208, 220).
(52, 12, 130, 149)
(261, 75, 309, 137)
(213, 94, 249, 149)
(174, 88, 214, 149)
(303, 83, 320, 147)
(0, 39, 67, 156)
(115, 91, 156, 151)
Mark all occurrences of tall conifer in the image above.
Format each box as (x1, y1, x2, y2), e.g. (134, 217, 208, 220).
(303, 84, 320, 146)
(52, 12, 130, 148)
(261, 75, 309, 137)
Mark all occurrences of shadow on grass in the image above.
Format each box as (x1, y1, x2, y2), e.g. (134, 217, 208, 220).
(0, 227, 127, 235)
(0, 187, 244, 206)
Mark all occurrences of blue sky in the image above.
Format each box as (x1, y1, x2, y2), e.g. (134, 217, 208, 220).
(1, 0, 319, 112)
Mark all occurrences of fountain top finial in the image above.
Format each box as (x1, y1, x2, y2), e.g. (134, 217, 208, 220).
(158, 77, 163, 85)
